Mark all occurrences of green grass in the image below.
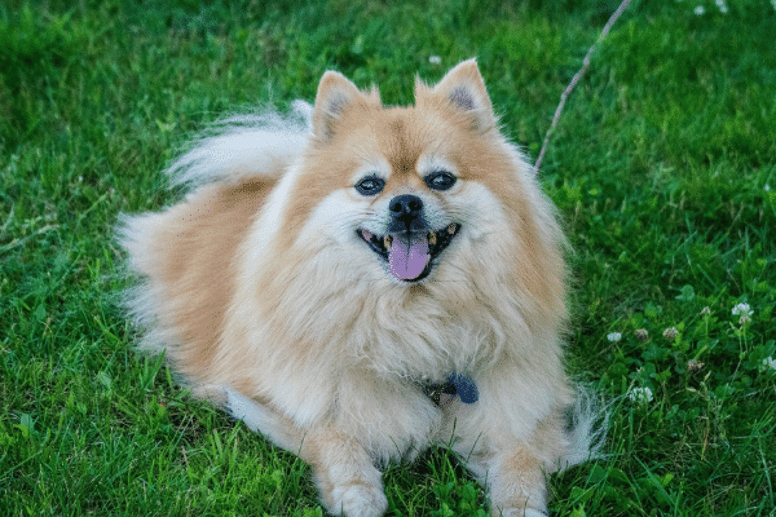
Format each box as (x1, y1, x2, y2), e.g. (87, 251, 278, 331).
(2, 0, 775, 515)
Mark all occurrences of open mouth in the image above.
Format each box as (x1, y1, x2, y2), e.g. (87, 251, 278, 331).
(358, 223, 460, 282)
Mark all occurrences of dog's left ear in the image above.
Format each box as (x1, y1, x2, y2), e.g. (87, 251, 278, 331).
(417, 58, 496, 131)
(312, 71, 380, 142)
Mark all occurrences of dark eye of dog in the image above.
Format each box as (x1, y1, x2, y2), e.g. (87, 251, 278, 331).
(355, 176, 385, 196)
(425, 170, 457, 191)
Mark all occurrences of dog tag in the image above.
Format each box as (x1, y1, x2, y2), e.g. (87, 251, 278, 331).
(449, 373, 478, 404)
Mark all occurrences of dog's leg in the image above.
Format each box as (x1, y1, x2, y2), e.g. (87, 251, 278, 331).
(442, 391, 568, 516)
(303, 426, 388, 517)
(223, 387, 387, 516)
(486, 445, 548, 517)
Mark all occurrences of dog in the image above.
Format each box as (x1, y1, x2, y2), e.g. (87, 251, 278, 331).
(119, 59, 601, 517)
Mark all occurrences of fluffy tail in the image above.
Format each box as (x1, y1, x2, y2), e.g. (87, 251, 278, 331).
(116, 101, 313, 359)
(561, 387, 610, 470)
(166, 100, 312, 188)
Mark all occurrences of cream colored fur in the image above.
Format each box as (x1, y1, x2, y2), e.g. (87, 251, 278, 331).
(119, 59, 603, 517)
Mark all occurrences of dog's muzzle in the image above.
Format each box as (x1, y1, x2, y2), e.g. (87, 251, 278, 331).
(358, 195, 460, 282)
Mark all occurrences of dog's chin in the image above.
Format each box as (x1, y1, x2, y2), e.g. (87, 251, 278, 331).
(357, 224, 461, 283)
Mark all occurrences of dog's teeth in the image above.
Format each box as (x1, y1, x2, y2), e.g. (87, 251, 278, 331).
(384, 235, 393, 249)
(428, 231, 437, 246)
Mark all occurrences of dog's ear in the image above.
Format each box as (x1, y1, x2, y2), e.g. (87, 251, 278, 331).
(312, 71, 380, 142)
(417, 58, 496, 131)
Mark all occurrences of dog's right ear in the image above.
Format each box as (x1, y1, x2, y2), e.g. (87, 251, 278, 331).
(312, 71, 380, 142)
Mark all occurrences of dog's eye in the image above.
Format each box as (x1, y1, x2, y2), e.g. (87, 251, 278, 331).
(425, 170, 457, 191)
(355, 176, 385, 196)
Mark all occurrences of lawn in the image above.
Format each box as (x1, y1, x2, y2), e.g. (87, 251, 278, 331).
(1, 0, 775, 515)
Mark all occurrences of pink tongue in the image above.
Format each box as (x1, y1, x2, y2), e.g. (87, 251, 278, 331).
(388, 233, 430, 281)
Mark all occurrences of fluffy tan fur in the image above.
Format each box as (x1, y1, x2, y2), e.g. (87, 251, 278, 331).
(120, 59, 599, 517)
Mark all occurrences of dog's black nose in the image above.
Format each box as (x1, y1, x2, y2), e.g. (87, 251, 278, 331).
(388, 194, 427, 233)
(390, 194, 423, 217)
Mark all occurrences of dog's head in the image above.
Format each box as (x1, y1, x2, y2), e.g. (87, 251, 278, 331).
(283, 60, 538, 285)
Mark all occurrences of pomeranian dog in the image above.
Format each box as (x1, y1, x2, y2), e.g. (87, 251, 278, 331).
(119, 59, 601, 517)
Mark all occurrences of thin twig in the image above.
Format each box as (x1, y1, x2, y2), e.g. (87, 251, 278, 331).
(535, 0, 633, 171)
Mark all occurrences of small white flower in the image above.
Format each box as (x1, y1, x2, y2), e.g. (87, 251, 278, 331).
(762, 357, 776, 371)
(687, 359, 704, 372)
(766, 184, 771, 192)
(732, 303, 753, 317)
(663, 327, 679, 341)
(429, 56, 441, 64)
(607, 332, 622, 343)
(715, 0, 728, 14)
(694, 5, 705, 15)
(700, 306, 711, 316)
(628, 387, 654, 404)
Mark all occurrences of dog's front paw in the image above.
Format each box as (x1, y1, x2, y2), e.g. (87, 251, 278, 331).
(330, 481, 388, 517)
(311, 429, 388, 517)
